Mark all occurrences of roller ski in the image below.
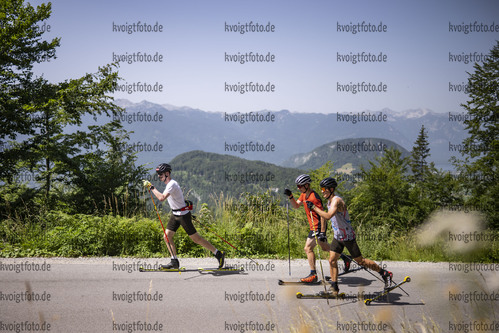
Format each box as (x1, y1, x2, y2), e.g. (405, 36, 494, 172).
(139, 266, 186, 272)
(364, 276, 411, 305)
(198, 251, 244, 272)
(196, 250, 229, 272)
(198, 265, 244, 272)
(296, 290, 346, 299)
(279, 272, 330, 285)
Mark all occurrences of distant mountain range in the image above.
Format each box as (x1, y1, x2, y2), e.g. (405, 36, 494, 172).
(108, 99, 467, 171)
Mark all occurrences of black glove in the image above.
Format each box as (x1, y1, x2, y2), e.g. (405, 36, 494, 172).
(284, 188, 293, 198)
(306, 201, 315, 210)
(318, 232, 327, 243)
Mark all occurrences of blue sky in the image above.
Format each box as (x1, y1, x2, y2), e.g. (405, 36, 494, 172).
(31, 0, 499, 114)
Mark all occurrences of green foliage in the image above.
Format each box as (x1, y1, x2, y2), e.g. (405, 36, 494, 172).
(20, 64, 124, 207)
(63, 127, 147, 215)
(0, 1, 59, 166)
(212, 191, 304, 258)
(456, 40, 499, 229)
(1, 0, 59, 180)
(2, 201, 497, 263)
(0, 183, 42, 221)
(0, 211, 165, 257)
(348, 148, 414, 229)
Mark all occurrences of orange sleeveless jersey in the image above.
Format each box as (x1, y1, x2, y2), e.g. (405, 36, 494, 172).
(298, 190, 323, 231)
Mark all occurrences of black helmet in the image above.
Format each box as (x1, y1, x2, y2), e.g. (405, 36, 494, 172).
(295, 174, 312, 185)
(320, 177, 337, 189)
(156, 163, 171, 174)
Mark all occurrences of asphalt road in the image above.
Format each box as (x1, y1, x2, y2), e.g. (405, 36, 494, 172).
(1, 257, 498, 333)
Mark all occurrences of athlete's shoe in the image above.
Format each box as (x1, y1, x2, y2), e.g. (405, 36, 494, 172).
(341, 254, 351, 273)
(300, 273, 318, 283)
(381, 269, 393, 288)
(215, 250, 225, 268)
(328, 282, 340, 297)
(161, 258, 179, 269)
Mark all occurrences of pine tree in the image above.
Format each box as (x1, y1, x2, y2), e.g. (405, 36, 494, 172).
(458, 41, 499, 229)
(410, 125, 431, 183)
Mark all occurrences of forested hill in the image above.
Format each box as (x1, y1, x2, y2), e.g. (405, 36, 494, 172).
(157, 150, 302, 205)
(283, 138, 411, 171)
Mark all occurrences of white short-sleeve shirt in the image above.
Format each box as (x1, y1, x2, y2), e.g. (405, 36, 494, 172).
(163, 180, 188, 215)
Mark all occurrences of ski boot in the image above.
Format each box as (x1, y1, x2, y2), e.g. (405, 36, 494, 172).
(215, 250, 225, 268)
(300, 273, 318, 283)
(380, 269, 393, 289)
(328, 281, 340, 297)
(161, 258, 180, 270)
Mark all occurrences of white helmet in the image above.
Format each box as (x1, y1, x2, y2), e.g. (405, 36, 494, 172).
(295, 174, 311, 186)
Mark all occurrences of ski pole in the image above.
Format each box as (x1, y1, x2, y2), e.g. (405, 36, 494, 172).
(311, 210, 329, 305)
(287, 201, 291, 276)
(192, 215, 259, 266)
(149, 190, 175, 257)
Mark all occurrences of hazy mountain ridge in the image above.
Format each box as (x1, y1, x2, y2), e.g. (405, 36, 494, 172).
(113, 99, 466, 170)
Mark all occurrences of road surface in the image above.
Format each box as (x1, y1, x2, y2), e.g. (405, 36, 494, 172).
(1, 257, 498, 332)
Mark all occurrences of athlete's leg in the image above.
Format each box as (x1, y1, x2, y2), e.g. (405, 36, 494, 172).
(304, 236, 317, 270)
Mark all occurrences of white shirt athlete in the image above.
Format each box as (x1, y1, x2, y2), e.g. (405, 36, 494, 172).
(149, 163, 225, 269)
(163, 179, 188, 216)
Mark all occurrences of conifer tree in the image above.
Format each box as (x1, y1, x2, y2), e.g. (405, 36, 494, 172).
(458, 41, 498, 229)
(410, 125, 431, 183)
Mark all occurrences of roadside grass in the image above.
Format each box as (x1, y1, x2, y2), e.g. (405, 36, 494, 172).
(1, 192, 497, 263)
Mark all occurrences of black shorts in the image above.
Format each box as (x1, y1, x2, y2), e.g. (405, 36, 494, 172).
(331, 238, 362, 258)
(307, 221, 327, 239)
(166, 212, 197, 236)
